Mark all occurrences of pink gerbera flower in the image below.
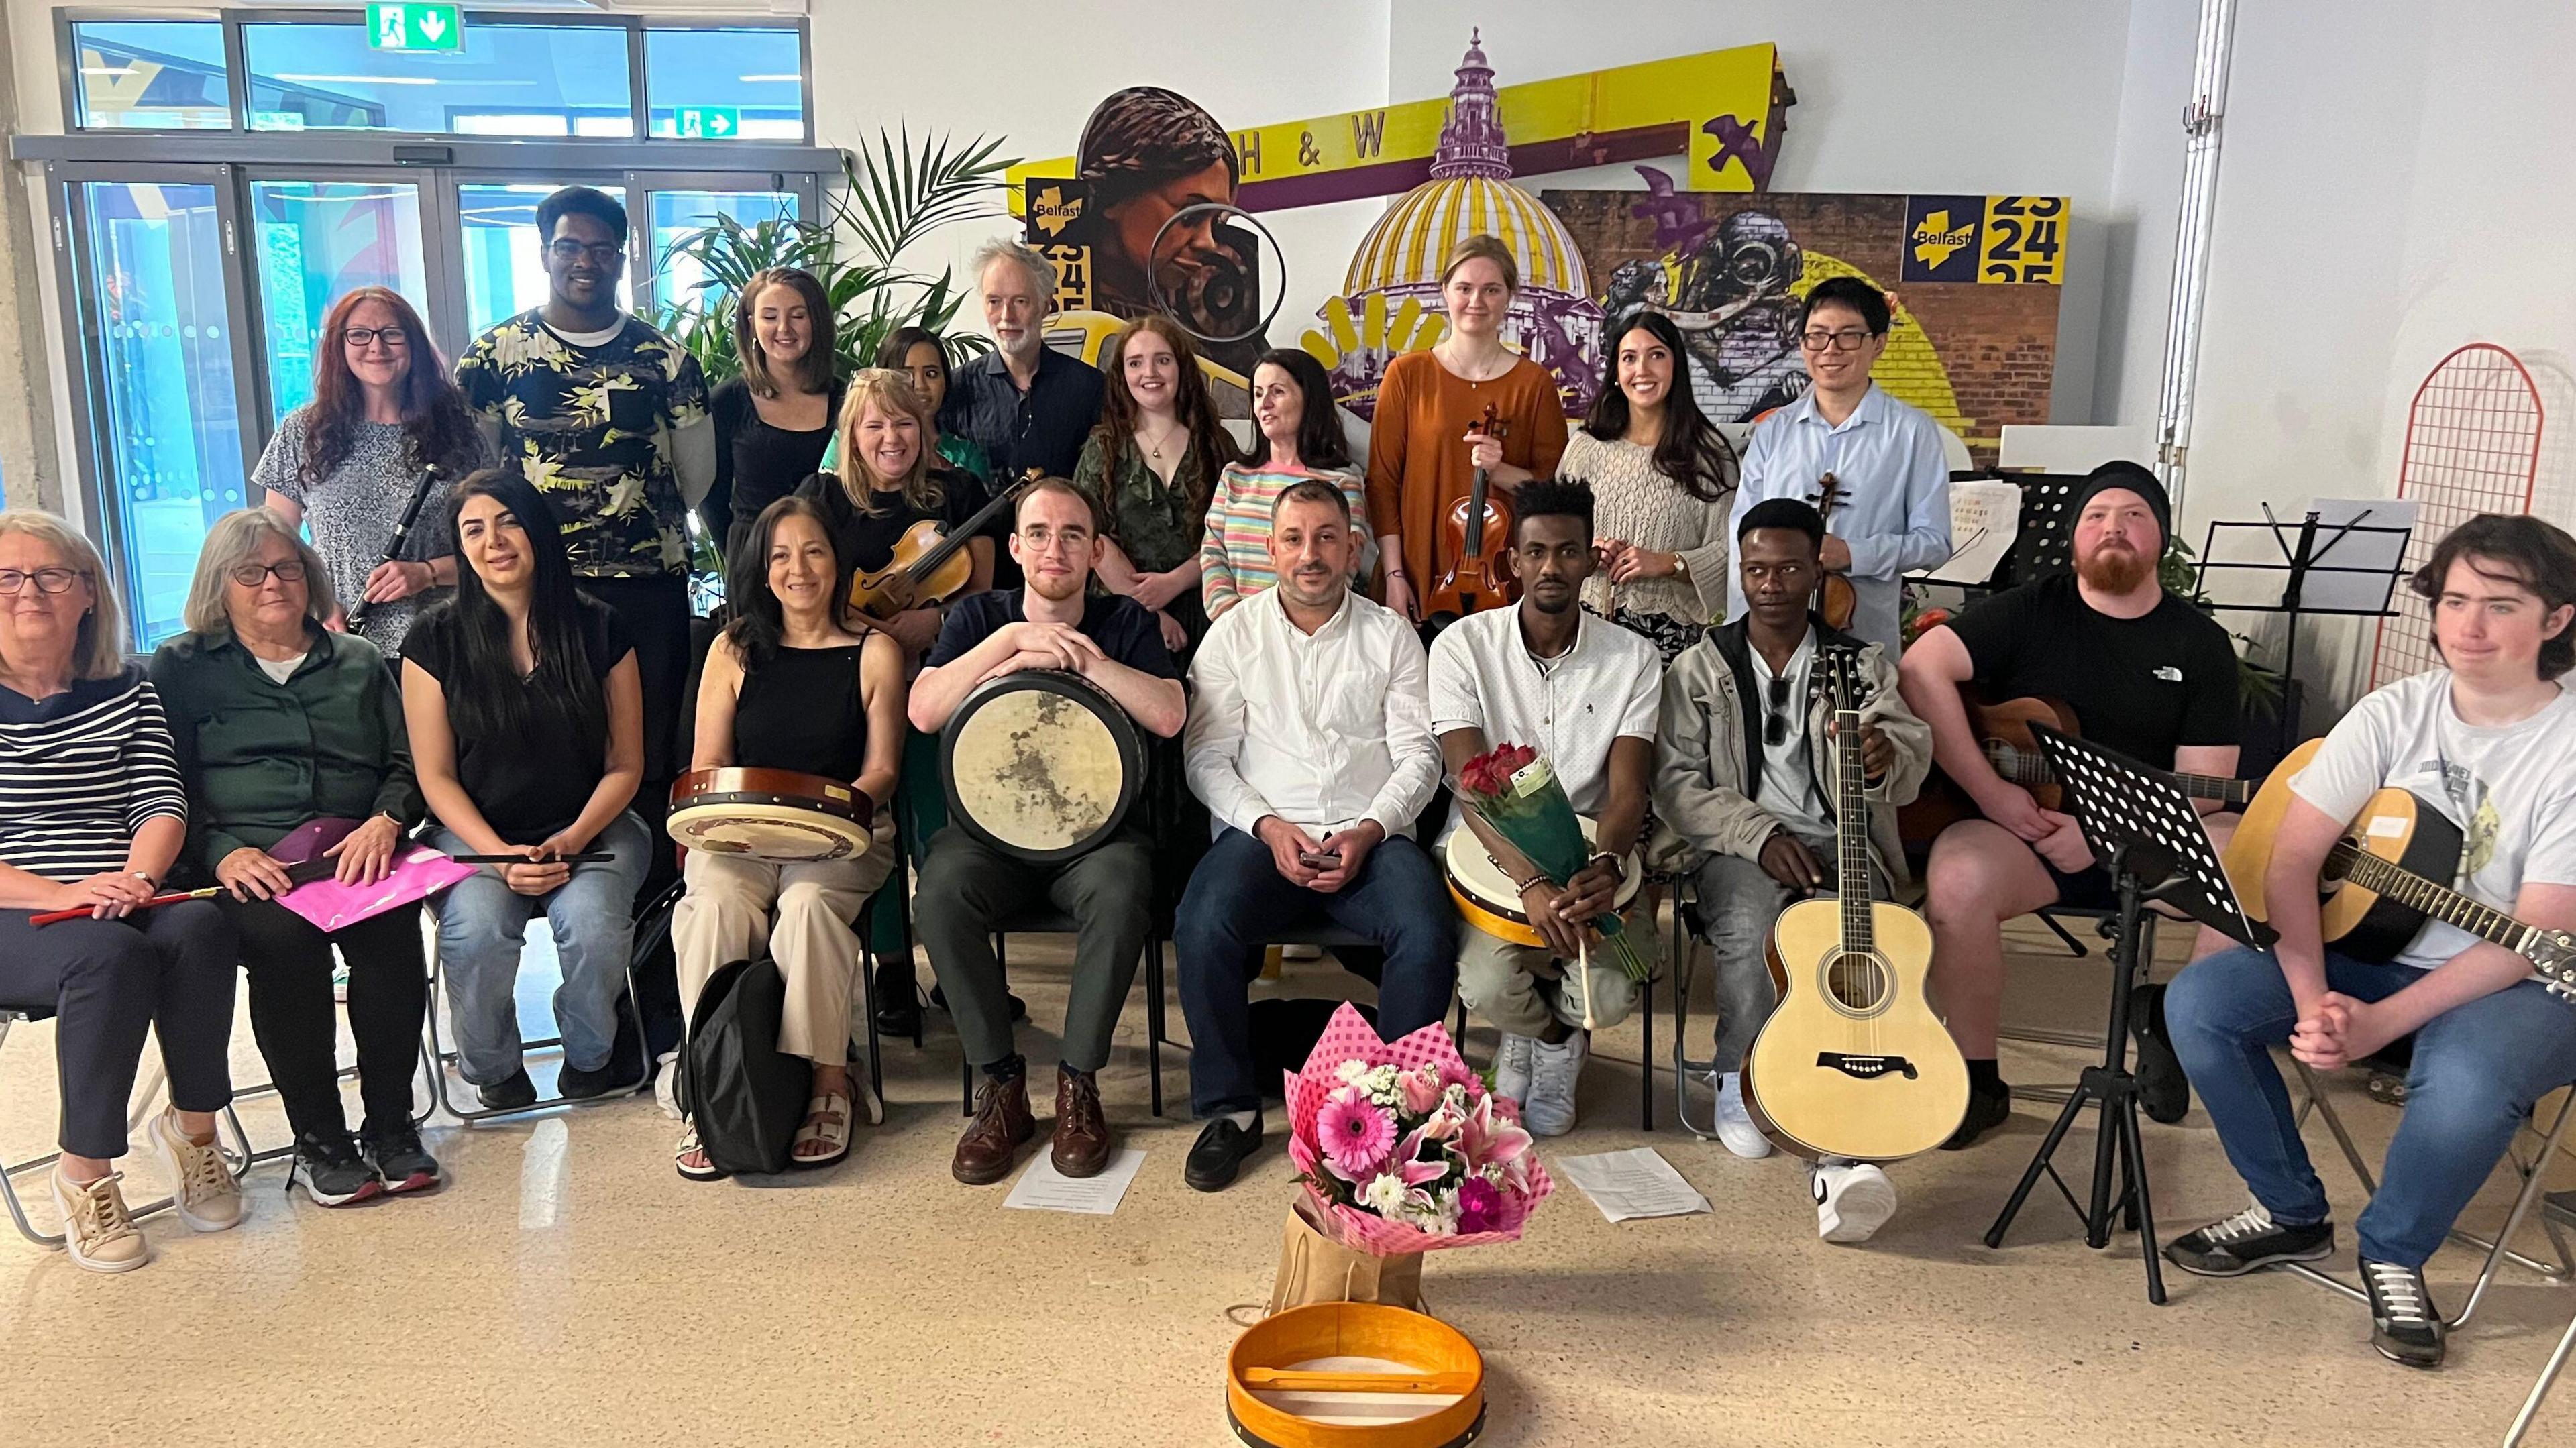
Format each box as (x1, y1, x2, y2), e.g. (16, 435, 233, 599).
(1318, 1096, 1396, 1182)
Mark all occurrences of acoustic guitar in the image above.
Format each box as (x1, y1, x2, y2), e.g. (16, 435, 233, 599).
(1424, 404, 1516, 626)
(1809, 471, 1858, 632)
(1898, 689, 2257, 847)
(1743, 646, 1970, 1162)
(845, 473, 1032, 623)
(2223, 738, 2576, 997)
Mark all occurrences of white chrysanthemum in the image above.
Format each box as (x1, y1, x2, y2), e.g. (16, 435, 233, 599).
(1335, 1060, 1370, 1087)
(1358, 1172, 1409, 1214)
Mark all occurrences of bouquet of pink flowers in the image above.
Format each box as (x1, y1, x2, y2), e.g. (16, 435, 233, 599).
(1285, 1003, 1551, 1254)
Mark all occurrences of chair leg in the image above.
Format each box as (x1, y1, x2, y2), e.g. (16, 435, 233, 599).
(857, 934, 883, 1111)
(2508, 1303, 2576, 1447)
(2038, 911, 2090, 958)
(2444, 1088, 2576, 1328)
(1145, 934, 1165, 1119)
(1640, 964, 1656, 1132)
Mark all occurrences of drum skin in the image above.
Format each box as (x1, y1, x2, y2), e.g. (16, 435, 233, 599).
(667, 767, 874, 864)
(941, 669, 1146, 864)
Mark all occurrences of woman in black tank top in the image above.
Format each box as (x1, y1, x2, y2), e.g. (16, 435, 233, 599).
(669, 495, 905, 1178)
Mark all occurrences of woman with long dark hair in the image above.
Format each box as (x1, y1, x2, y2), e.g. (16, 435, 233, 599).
(708, 267, 846, 561)
(1199, 348, 1371, 620)
(1075, 314, 1236, 654)
(402, 471, 647, 1109)
(258, 286, 491, 659)
(1561, 310, 1739, 660)
(670, 494, 904, 1177)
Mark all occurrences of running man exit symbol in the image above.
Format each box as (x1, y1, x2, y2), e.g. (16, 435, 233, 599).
(676, 107, 742, 139)
(366, 4, 461, 52)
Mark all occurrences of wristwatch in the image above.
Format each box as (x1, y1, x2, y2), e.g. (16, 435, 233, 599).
(1672, 553, 1691, 583)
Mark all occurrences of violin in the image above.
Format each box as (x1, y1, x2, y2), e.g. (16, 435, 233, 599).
(1423, 403, 1517, 626)
(845, 472, 1032, 623)
(1810, 470, 1858, 631)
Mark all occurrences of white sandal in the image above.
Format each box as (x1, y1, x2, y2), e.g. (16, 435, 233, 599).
(674, 1124, 725, 1182)
(790, 1093, 852, 1169)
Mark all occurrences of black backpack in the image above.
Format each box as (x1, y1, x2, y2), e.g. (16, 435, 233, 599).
(678, 956, 812, 1177)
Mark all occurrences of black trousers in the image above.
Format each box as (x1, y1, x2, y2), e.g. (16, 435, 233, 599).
(223, 896, 425, 1141)
(581, 571, 689, 1057)
(0, 901, 237, 1160)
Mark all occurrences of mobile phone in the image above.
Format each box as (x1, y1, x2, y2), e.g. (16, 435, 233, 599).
(1299, 849, 1341, 868)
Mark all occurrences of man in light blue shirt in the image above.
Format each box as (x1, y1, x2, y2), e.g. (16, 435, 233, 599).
(1724, 277, 1952, 651)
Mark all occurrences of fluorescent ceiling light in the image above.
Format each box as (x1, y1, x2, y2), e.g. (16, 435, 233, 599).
(271, 73, 439, 85)
(737, 73, 800, 82)
(80, 66, 136, 76)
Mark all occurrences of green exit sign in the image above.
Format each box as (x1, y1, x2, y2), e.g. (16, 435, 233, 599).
(674, 106, 742, 140)
(367, 3, 461, 52)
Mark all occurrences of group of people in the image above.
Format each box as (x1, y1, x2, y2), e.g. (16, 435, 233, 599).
(5, 185, 2572, 1384)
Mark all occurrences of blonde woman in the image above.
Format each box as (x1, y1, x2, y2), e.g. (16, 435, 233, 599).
(0, 510, 241, 1272)
(794, 368, 994, 661)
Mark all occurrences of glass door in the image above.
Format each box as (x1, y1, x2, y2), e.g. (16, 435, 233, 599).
(244, 177, 431, 424)
(68, 177, 251, 646)
(641, 185, 800, 320)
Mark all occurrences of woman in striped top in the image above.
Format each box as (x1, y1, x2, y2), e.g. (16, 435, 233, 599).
(0, 510, 243, 1274)
(1199, 349, 1372, 620)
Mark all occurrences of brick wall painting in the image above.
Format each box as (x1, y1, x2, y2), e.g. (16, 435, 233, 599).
(1540, 186, 2065, 463)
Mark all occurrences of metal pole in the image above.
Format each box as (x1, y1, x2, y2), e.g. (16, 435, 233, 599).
(2153, 0, 2241, 512)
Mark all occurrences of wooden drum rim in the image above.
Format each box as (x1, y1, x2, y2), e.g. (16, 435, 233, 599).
(669, 767, 873, 828)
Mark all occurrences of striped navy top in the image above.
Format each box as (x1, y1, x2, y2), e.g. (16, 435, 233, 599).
(0, 665, 189, 883)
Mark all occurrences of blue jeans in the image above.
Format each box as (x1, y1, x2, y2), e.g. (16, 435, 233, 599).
(1175, 828, 1457, 1119)
(2167, 945, 2576, 1267)
(429, 813, 649, 1084)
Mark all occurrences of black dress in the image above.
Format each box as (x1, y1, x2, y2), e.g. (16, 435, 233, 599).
(733, 643, 870, 782)
(710, 375, 847, 563)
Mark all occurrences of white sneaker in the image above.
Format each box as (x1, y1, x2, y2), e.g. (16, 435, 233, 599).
(1523, 1032, 1588, 1137)
(146, 1109, 241, 1233)
(50, 1168, 149, 1273)
(1713, 1072, 1772, 1160)
(1493, 1033, 1536, 1105)
(1812, 1161, 1898, 1244)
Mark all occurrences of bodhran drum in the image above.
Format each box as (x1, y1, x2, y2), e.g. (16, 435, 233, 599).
(1443, 816, 1641, 949)
(667, 768, 875, 863)
(941, 669, 1146, 864)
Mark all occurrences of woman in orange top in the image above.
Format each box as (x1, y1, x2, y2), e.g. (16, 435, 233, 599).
(1366, 234, 1570, 622)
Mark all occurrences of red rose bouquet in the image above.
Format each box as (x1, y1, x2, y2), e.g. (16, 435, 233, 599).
(1453, 742, 1649, 982)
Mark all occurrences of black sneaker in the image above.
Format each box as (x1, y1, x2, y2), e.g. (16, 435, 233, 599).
(2130, 983, 2192, 1124)
(1941, 1082, 2014, 1150)
(1184, 1117, 1264, 1192)
(474, 1068, 538, 1111)
(555, 1058, 637, 1101)
(2164, 1204, 2336, 1276)
(290, 1133, 384, 1208)
(358, 1125, 442, 1195)
(2361, 1257, 2446, 1368)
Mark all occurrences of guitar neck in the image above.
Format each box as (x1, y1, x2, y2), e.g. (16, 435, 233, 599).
(1984, 741, 2251, 807)
(2330, 842, 2535, 952)
(1835, 698, 1875, 952)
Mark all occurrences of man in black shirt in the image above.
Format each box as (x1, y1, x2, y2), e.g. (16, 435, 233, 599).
(1898, 461, 2240, 1147)
(939, 237, 1108, 589)
(909, 479, 1185, 1188)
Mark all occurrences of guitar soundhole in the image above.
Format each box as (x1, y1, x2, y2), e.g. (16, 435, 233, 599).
(1826, 951, 1890, 1013)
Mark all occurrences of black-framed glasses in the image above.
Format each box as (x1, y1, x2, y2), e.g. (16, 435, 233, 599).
(545, 240, 623, 266)
(227, 559, 307, 588)
(1799, 328, 1874, 352)
(340, 326, 409, 349)
(1765, 675, 1793, 747)
(0, 567, 80, 596)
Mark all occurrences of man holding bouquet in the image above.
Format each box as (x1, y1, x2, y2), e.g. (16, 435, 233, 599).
(1174, 481, 1456, 1192)
(1430, 480, 1663, 1136)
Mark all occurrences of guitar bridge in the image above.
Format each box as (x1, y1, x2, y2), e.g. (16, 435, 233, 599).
(1816, 1053, 1919, 1080)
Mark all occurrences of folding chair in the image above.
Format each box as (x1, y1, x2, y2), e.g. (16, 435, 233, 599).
(419, 881, 665, 1124)
(962, 907, 1170, 1116)
(2274, 1056, 2576, 1329)
(2506, 1190, 2576, 1446)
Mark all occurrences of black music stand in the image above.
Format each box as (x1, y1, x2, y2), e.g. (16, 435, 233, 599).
(1986, 472, 2090, 590)
(2194, 504, 2412, 762)
(1982, 724, 2272, 1304)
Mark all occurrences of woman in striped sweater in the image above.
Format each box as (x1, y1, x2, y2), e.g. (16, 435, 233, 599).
(1199, 349, 1372, 620)
(0, 510, 243, 1274)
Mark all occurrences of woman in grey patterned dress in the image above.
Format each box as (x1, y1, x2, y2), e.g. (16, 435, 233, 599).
(258, 287, 490, 659)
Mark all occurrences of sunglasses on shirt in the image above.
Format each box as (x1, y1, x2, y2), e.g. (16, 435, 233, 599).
(1766, 675, 1793, 748)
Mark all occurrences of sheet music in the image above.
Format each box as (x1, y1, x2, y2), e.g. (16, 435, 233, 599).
(2299, 499, 2418, 613)
(1913, 480, 2022, 584)
(1556, 1148, 1712, 1222)
(1004, 1148, 1146, 1215)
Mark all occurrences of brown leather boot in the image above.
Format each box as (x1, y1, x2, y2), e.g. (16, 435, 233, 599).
(1050, 1066, 1112, 1178)
(952, 1070, 1036, 1185)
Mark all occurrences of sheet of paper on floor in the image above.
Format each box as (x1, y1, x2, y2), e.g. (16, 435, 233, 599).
(1556, 1147, 1712, 1223)
(1004, 1148, 1147, 1214)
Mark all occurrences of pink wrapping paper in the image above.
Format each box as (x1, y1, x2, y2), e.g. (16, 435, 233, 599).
(1284, 1002, 1553, 1256)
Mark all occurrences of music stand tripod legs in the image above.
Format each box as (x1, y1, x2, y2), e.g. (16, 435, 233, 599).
(1981, 724, 2273, 1306)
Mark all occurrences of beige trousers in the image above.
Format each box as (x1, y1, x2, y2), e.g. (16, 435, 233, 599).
(1454, 901, 1656, 1038)
(671, 828, 894, 1065)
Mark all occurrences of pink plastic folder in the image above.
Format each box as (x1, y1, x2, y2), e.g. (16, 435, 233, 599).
(268, 818, 476, 934)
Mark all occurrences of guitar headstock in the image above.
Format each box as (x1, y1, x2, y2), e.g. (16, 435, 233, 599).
(1819, 643, 1867, 714)
(2534, 930, 2576, 1006)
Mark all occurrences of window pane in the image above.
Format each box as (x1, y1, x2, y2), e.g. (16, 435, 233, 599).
(460, 184, 631, 339)
(248, 182, 431, 425)
(650, 190, 799, 318)
(645, 29, 804, 140)
(80, 182, 245, 647)
(72, 22, 231, 131)
(242, 22, 633, 135)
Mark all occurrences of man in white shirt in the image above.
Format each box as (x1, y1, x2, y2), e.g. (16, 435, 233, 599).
(1173, 481, 1454, 1192)
(1431, 480, 1663, 1137)
(1723, 276, 1951, 651)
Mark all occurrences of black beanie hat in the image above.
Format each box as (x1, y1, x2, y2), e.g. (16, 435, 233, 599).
(2074, 459, 2171, 549)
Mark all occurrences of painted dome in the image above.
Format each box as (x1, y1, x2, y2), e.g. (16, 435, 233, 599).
(1344, 174, 1590, 298)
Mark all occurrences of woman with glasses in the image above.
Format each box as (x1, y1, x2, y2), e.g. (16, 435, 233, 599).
(258, 286, 491, 661)
(1073, 315, 1238, 657)
(403, 472, 649, 1111)
(152, 510, 435, 1206)
(708, 268, 847, 565)
(1561, 311, 1739, 663)
(1366, 234, 1570, 624)
(0, 511, 241, 1273)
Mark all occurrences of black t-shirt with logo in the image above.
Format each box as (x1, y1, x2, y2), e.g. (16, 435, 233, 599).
(1943, 573, 2239, 770)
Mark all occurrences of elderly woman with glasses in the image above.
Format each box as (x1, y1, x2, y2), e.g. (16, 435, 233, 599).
(258, 286, 490, 660)
(0, 510, 241, 1274)
(152, 509, 435, 1207)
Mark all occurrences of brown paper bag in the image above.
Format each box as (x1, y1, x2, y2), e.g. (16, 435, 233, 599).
(1266, 1196, 1425, 1315)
